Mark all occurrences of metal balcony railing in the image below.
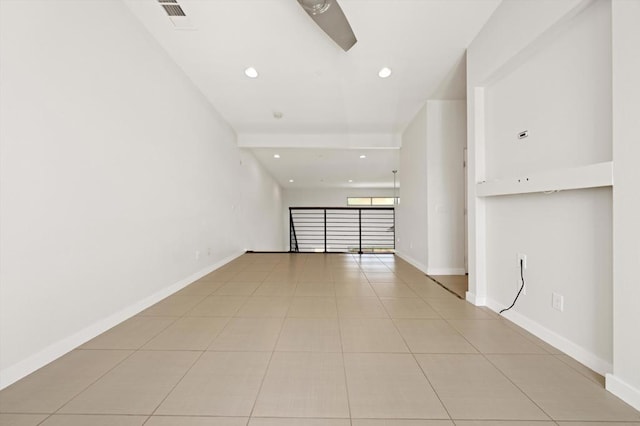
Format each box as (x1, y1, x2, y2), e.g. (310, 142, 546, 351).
(289, 207, 395, 253)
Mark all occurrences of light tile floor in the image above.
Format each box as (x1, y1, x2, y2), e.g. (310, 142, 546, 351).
(429, 275, 468, 299)
(1, 253, 639, 426)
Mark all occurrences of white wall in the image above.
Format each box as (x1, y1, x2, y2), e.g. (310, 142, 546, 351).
(484, 0, 611, 178)
(608, 0, 640, 410)
(484, 0, 612, 369)
(396, 102, 467, 275)
(426, 101, 467, 274)
(238, 149, 285, 252)
(467, 0, 623, 385)
(485, 189, 613, 363)
(465, 0, 589, 310)
(396, 105, 429, 270)
(0, 0, 282, 388)
(467, 0, 585, 85)
(284, 187, 395, 209)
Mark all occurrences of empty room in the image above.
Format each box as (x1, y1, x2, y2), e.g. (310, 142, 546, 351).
(1, 0, 639, 425)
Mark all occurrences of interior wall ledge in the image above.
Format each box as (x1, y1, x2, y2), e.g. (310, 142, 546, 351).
(477, 161, 613, 197)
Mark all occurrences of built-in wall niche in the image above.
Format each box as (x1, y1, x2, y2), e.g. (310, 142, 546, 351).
(479, 0, 612, 198)
(469, 0, 615, 374)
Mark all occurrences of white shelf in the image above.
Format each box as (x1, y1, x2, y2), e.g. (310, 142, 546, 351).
(476, 161, 613, 197)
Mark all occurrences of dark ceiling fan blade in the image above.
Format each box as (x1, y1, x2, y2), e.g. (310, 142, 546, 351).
(297, 0, 357, 51)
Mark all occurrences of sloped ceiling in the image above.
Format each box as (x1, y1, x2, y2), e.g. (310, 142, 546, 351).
(123, 0, 501, 188)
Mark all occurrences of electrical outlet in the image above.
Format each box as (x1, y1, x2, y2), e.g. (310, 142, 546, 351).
(517, 253, 527, 269)
(517, 253, 527, 295)
(552, 292, 564, 312)
(195, 250, 200, 261)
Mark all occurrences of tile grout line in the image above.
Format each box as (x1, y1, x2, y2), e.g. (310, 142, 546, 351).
(245, 257, 303, 421)
(440, 317, 485, 354)
(141, 348, 207, 423)
(386, 302, 455, 422)
(346, 253, 356, 426)
(22, 271, 215, 422)
(439, 307, 562, 424)
(145, 255, 270, 424)
(439, 300, 564, 421)
(357, 253, 455, 422)
(335, 253, 357, 425)
(35, 413, 53, 426)
(551, 352, 606, 386)
(481, 351, 556, 422)
(49, 348, 137, 417)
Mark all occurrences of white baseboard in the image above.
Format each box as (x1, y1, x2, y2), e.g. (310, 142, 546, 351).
(466, 291, 487, 306)
(485, 297, 612, 376)
(426, 267, 467, 275)
(394, 251, 428, 275)
(606, 374, 640, 411)
(0, 250, 244, 390)
(393, 252, 465, 277)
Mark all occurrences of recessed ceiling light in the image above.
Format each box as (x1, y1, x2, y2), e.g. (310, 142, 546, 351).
(289, 179, 294, 183)
(359, 155, 367, 159)
(244, 67, 258, 78)
(378, 67, 392, 78)
(273, 154, 280, 159)
(348, 179, 353, 183)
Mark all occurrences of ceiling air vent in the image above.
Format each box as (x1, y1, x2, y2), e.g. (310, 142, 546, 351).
(160, 4, 186, 17)
(158, 0, 193, 29)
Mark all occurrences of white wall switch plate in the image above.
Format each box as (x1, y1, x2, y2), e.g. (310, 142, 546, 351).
(552, 292, 564, 312)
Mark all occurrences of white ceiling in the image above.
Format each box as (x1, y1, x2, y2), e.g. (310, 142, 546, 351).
(123, 0, 501, 188)
(251, 148, 400, 189)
